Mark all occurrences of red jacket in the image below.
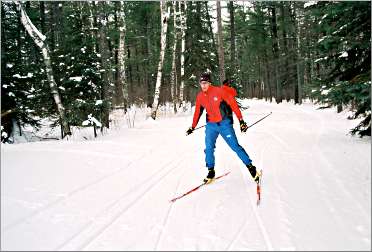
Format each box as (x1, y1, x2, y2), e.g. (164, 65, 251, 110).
(192, 85, 243, 128)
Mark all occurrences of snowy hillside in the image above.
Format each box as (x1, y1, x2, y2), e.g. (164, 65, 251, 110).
(1, 99, 370, 250)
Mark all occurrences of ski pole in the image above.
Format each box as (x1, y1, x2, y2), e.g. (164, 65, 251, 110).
(193, 111, 272, 132)
(193, 124, 206, 131)
(247, 111, 272, 129)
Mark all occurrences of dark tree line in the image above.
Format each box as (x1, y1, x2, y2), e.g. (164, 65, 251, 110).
(1, 1, 370, 141)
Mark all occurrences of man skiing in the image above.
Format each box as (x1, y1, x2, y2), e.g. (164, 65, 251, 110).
(186, 72, 260, 184)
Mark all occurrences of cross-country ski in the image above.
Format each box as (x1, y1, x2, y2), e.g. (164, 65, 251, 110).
(170, 171, 230, 203)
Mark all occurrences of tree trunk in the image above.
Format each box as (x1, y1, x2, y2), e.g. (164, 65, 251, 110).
(92, 2, 99, 54)
(151, 1, 170, 119)
(39, 2, 46, 34)
(216, 0, 226, 83)
(270, 3, 282, 103)
(145, 16, 152, 106)
(98, 2, 113, 129)
(171, 1, 178, 114)
(280, 2, 290, 102)
(117, 1, 128, 112)
(293, 3, 303, 105)
(127, 47, 134, 104)
(15, 1, 71, 137)
(178, 0, 187, 109)
(205, 1, 218, 66)
(305, 24, 312, 88)
(265, 58, 272, 102)
(113, 4, 120, 106)
(87, 2, 97, 53)
(49, 2, 55, 51)
(52, 2, 63, 48)
(228, 1, 236, 78)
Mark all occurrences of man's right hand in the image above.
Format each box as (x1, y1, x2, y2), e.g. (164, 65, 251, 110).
(186, 127, 195, 135)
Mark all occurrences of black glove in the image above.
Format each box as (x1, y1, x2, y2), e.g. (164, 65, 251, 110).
(240, 120, 248, 132)
(186, 127, 195, 135)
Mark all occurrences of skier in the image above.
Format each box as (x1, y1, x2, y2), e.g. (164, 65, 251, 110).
(186, 72, 260, 184)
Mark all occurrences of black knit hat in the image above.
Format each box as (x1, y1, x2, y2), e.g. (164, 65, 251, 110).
(199, 72, 211, 83)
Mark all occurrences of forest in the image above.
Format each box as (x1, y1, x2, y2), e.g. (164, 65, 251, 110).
(1, 1, 371, 140)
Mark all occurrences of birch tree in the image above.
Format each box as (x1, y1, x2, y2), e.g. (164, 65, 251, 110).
(178, 0, 186, 110)
(151, 0, 170, 119)
(14, 1, 71, 138)
(216, 0, 226, 83)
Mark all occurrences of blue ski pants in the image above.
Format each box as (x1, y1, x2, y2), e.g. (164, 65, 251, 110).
(204, 119, 252, 169)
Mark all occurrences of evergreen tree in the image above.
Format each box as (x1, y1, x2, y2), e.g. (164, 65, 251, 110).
(1, 1, 370, 140)
(184, 1, 217, 96)
(307, 1, 371, 136)
(2, 2, 56, 140)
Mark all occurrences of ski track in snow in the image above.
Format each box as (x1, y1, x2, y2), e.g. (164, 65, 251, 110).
(55, 155, 187, 250)
(69, 157, 186, 250)
(3, 148, 149, 232)
(153, 165, 188, 250)
(298, 104, 369, 220)
(224, 215, 250, 250)
(242, 138, 274, 250)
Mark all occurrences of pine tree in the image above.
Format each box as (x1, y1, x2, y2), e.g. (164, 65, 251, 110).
(1, 2, 45, 141)
(307, 1, 371, 136)
(184, 1, 217, 100)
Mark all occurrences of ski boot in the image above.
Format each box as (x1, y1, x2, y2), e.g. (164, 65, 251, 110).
(247, 163, 260, 184)
(203, 168, 215, 184)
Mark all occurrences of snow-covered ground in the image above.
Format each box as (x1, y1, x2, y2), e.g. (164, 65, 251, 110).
(1, 99, 371, 250)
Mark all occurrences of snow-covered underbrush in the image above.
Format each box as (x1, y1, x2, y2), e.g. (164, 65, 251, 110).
(2, 102, 194, 144)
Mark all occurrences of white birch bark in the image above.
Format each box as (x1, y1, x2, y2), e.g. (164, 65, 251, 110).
(118, 1, 128, 111)
(178, 0, 187, 110)
(151, 1, 170, 119)
(15, 1, 71, 137)
(170, 1, 178, 113)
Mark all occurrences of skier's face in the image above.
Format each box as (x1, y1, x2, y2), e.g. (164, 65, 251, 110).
(200, 81, 210, 92)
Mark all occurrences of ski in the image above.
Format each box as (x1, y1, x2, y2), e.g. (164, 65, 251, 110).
(170, 171, 230, 203)
(256, 169, 262, 206)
